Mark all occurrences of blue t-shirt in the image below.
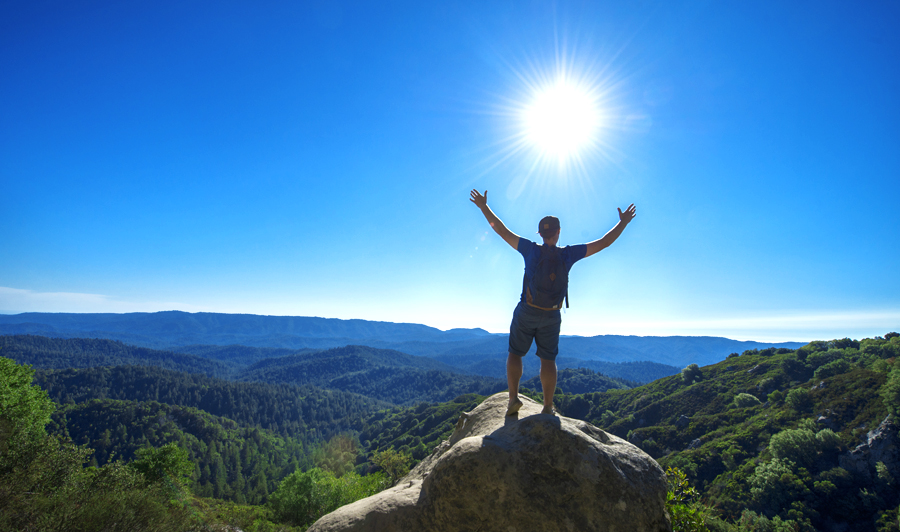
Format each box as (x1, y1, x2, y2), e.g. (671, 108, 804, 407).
(516, 238, 587, 305)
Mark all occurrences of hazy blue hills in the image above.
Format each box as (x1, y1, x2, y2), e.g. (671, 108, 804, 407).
(0, 311, 804, 367)
(0, 311, 490, 348)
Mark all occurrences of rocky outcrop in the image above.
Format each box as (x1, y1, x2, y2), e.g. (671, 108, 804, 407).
(308, 393, 671, 532)
(839, 415, 899, 480)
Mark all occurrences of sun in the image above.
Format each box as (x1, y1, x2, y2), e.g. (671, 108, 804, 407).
(523, 81, 599, 162)
(473, 45, 622, 194)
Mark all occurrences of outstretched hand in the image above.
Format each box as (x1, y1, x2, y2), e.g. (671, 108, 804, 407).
(469, 189, 488, 209)
(618, 204, 636, 224)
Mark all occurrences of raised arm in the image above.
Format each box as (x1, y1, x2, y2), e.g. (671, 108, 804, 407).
(584, 204, 636, 258)
(469, 189, 520, 250)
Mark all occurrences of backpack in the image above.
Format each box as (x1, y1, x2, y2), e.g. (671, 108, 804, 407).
(526, 244, 569, 310)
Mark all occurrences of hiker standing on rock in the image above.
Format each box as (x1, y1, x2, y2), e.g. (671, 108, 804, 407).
(469, 189, 636, 416)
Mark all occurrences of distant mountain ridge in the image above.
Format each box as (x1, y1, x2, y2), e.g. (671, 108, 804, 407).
(0, 311, 804, 367)
(0, 311, 490, 344)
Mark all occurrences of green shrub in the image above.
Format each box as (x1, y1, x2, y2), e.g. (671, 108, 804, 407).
(876, 461, 895, 485)
(268, 468, 387, 528)
(781, 356, 807, 378)
(736, 509, 806, 532)
(875, 504, 899, 532)
(882, 367, 900, 417)
(733, 393, 762, 408)
(666, 467, 710, 532)
(786, 388, 812, 411)
(600, 409, 616, 427)
(370, 448, 411, 485)
(799, 341, 828, 358)
(814, 359, 851, 380)
(815, 429, 842, 453)
(807, 349, 845, 370)
(769, 428, 818, 467)
(749, 458, 810, 510)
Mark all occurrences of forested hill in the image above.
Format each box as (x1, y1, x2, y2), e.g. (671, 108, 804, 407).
(545, 335, 900, 531)
(238, 345, 506, 405)
(0, 334, 231, 377)
(436, 352, 679, 384)
(49, 398, 309, 504)
(353, 334, 900, 530)
(172, 344, 306, 366)
(522, 367, 634, 394)
(244, 344, 460, 374)
(35, 365, 387, 439)
(3, 335, 506, 405)
(7, 331, 898, 531)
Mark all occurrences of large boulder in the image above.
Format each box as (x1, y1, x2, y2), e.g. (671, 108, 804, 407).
(309, 393, 671, 532)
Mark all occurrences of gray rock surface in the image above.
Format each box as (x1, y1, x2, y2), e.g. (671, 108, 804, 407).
(839, 415, 899, 480)
(308, 393, 671, 532)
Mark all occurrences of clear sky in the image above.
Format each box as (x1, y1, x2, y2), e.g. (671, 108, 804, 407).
(1, 1, 898, 342)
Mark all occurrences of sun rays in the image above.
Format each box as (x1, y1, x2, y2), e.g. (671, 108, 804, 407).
(473, 44, 628, 202)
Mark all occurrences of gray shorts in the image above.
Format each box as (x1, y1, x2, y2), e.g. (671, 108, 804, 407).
(508, 301, 561, 361)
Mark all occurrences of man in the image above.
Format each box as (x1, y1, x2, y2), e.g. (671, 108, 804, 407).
(469, 189, 636, 416)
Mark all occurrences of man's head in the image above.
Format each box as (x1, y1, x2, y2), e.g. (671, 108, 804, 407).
(538, 215, 561, 245)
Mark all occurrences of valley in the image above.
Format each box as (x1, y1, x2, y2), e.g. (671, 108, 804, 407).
(1, 312, 897, 531)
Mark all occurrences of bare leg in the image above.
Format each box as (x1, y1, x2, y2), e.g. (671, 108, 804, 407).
(506, 352, 523, 413)
(539, 357, 557, 414)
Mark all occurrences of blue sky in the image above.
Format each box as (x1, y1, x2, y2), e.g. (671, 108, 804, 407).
(1, 1, 898, 342)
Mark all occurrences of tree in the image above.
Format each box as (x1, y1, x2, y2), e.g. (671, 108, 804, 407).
(882, 367, 900, 417)
(314, 434, 359, 477)
(0, 357, 199, 531)
(371, 448, 412, 485)
(682, 364, 703, 385)
(666, 467, 709, 532)
(0, 356, 54, 465)
(268, 467, 385, 528)
(130, 442, 194, 489)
